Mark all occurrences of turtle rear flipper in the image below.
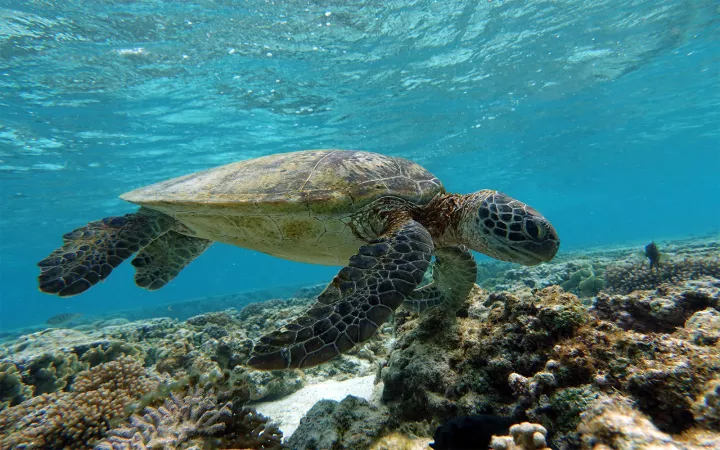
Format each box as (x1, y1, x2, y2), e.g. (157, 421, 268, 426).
(403, 246, 477, 313)
(37, 208, 175, 297)
(132, 231, 212, 290)
(247, 218, 434, 370)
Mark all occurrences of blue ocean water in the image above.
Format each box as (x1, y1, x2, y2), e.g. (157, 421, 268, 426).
(0, 0, 718, 330)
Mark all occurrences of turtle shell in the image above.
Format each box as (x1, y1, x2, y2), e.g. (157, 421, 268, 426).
(121, 150, 443, 265)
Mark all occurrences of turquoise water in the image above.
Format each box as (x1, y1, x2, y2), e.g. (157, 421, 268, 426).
(1, 0, 718, 329)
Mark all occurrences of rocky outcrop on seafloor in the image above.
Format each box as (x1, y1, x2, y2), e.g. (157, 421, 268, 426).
(287, 395, 390, 449)
(380, 278, 720, 449)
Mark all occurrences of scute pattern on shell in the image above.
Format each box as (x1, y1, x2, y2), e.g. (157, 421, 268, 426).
(120, 150, 443, 214)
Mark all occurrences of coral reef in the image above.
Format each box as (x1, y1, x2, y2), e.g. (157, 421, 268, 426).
(577, 395, 720, 449)
(476, 237, 719, 300)
(96, 384, 233, 449)
(0, 355, 159, 449)
(1, 236, 716, 449)
(0, 326, 148, 399)
(591, 279, 719, 332)
(604, 257, 720, 295)
(369, 432, 429, 450)
(0, 290, 389, 448)
(287, 395, 390, 450)
(381, 280, 720, 448)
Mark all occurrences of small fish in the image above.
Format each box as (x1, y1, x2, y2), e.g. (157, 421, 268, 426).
(644, 241, 667, 270)
(46, 313, 82, 326)
(429, 414, 515, 450)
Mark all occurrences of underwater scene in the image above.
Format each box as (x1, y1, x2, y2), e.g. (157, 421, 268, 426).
(0, 0, 719, 449)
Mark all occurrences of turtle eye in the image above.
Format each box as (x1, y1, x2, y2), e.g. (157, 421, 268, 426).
(523, 218, 545, 240)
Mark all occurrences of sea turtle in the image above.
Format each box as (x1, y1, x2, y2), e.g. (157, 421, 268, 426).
(38, 150, 559, 370)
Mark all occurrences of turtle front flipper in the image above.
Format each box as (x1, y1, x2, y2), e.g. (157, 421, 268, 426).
(247, 218, 434, 370)
(132, 231, 212, 290)
(403, 246, 477, 313)
(37, 208, 176, 297)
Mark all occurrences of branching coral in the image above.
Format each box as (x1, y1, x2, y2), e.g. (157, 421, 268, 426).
(23, 350, 83, 395)
(97, 384, 284, 450)
(227, 407, 285, 449)
(96, 385, 233, 449)
(0, 355, 158, 449)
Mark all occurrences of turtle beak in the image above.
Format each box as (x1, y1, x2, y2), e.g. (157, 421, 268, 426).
(514, 238, 560, 265)
(486, 226, 560, 266)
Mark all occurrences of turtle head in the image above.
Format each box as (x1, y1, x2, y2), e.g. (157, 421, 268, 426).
(458, 190, 559, 265)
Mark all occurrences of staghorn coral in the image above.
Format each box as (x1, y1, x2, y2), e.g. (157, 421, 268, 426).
(227, 407, 285, 449)
(96, 384, 233, 449)
(604, 257, 720, 295)
(98, 382, 284, 450)
(0, 355, 159, 449)
(490, 422, 550, 450)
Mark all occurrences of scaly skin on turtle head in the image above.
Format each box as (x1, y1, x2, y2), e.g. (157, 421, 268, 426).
(455, 190, 559, 265)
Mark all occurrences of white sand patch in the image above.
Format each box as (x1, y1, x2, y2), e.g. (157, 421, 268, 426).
(252, 375, 379, 439)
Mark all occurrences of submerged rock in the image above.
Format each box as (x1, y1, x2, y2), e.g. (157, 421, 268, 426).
(577, 395, 720, 450)
(288, 395, 390, 450)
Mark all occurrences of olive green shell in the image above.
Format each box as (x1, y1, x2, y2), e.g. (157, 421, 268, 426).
(120, 150, 443, 265)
